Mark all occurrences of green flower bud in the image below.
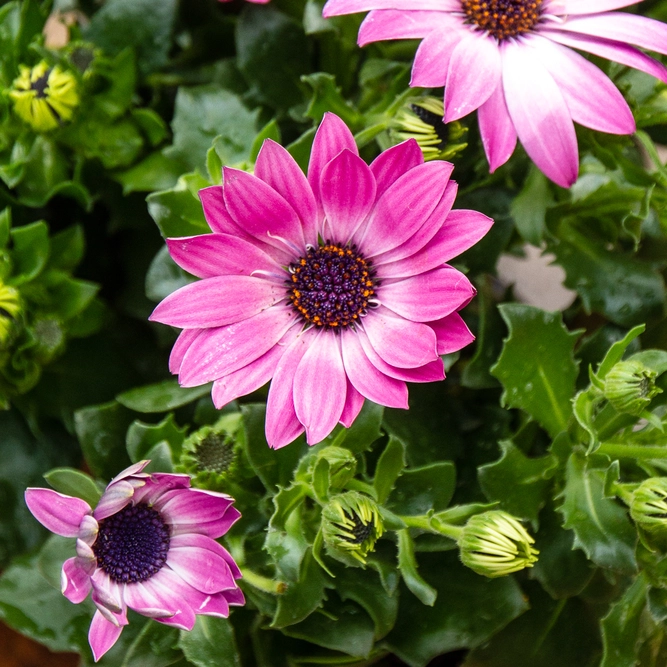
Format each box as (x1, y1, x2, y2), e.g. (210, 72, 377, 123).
(311, 446, 357, 490)
(604, 360, 662, 416)
(321, 491, 384, 566)
(10, 61, 79, 132)
(0, 282, 21, 346)
(630, 478, 667, 536)
(176, 413, 246, 490)
(390, 97, 468, 162)
(458, 511, 539, 578)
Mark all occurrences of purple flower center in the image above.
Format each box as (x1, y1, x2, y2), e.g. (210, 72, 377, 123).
(30, 71, 51, 99)
(287, 242, 377, 329)
(461, 0, 543, 40)
(93, 502, 170, 584)
(343, 510, 373, 545)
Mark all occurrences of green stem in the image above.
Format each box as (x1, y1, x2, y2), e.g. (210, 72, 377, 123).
(241, 568, 287, 595)
(598, 443, 667, 460)
(399, 514, 464, 540)
(345, 478, 377, 498)
(595, 409, 635, 441)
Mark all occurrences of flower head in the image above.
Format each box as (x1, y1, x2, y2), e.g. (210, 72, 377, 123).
(321, 491, 384, 565)
(458, 510, 538, 578)
(390, 96, 468, 162)
(25, 461, 244, 661)
(630, 477, 667, 536)
(311, 446, 357, 490)
(323, 0, 667, 187)
(604, 360, 662, 415)
(150, 113, 492, 448)
(0, 282, 21, 346)
(10, 61, 79, 132)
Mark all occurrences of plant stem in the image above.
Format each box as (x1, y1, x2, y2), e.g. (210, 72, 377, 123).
(598, 443, 667, 460)
(399, 514, 463, 540)
(241, 568, 287, 595)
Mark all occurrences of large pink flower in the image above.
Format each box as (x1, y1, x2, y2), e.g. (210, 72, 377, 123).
(150, 113, 492, 449)
(322, 0, 667, 187)
(25, 461, 243, 662)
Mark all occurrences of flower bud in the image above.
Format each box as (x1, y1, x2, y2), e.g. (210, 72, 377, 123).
(176, 413, 245, 490)
(321, 491, 384, 566)
(390, 97, 467, 162)
(10, 61, 79, 132)
(458, 510, 538, 578)
(311, 446, 356, 490)
(630, 478, 667, 538)
(0, 282, 21, 346)
(604, 360, 661, 416)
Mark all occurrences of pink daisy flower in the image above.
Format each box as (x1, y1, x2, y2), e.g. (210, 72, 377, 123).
(322, 0, 667, 187)
(149, 113, 492, 449)
(25, 461, 244, 662)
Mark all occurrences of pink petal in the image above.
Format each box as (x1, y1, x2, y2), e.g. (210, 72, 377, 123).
(24, 488, 90, 538)
(308, 113, 358, 218)
(199, 186, 241, 236)
(223, 167, 305, 253)
(411, 28, 463, 88)
(356, 161, 453, 256)
(445, 32, 501, 122)
(223, 587, 246, 606)
(149, 275, 285, 329)
(339, 381, 365, 427)
(196, 592, 230, 618)
(370, 139, 423, 199)
(123, 581, 175, 618)
(502, 40, 578, 188)
(169, 505, 241, 540)
(166, 545, 235, 594)
(78, 515, 99, 547)
(341, 331, 408, 408)
(530, 35, 635, 134)
(293, 331, 348, 445)
(478, 82, 518, 173)
(168, 534, 238, 589)
(324, 0, 460, 16)
(376, 209, 493, 278)
(169, 328, 202, 375)
(358, 10, 453, 46)
(265, 329, 318, 449)
(320, 149, 377, 243)
(89, 611, 123, 662)
(429, 312, 475, 355)
(362, 305, 438, 368)
(156, 488, 234, 528)
(179, 305, 298, 387)
(61, 558, 92, 604)
(93, 481, 135, 521)
(543, 28, 667, 84)
(131, 473, 192, 505)
(381, 267, 475, 322)
(166, 234, 281, 280)
(141, 569, 197, 630)
(255, 139, 319, 246)
(558, 0, 641, 12)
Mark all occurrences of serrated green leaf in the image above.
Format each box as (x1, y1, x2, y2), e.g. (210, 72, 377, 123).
(374, 435, 406, 504)
(302, 72, 360, 126)
(491, 305, 581, 437)
(560, 451, 637, 572)
(478, 441, 556, 523)
(116, 380, 211, 413)
(388, 462, 456, 516)
(596, 325, 646, 380)
(179, 616, 241, 667)
(397, 529, 436, 606)
(126, 414, 187, 464)
(573, 390, 600, 453)
(44, 467, 102, 507)
(510, 165, 552, 246)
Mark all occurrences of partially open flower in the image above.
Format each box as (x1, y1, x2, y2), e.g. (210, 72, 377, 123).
(458, 510, 538, 578)
(0, 282, 21, 346)
(10, 61, 79, 132)
(311, 446, 357, 490)
(630, 478, 667, 537)
(321, 491, 384, 565)
(604, 360, 662, 416)
(390, 97, 468, 162)
(25, 461, 244, 661)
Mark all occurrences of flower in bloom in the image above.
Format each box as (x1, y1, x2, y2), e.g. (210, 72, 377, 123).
(24, 461, 244, 661)
(322, 0, 667, 187)
(150, 112, 492, 449)
(10, 61, 79, 132)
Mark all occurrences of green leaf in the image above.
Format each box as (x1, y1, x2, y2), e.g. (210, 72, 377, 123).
(49, 226, 84, 272)
(628, 349, 667, 376)
(287, 128, 316, 172)
(491, 305, 581, 437)
(302, 73, 361, 126)
(559, 451, 637, 572)
(132, 108, 169, 147)
(573, 390, 600, 453)
(601, 575, 648, 667)
(596, 324, 646, 381)
(116, 380, 212, 413)
(126, 414, 187, 464)
(388, 462, 456, 516)
(397, 529, 437, 606)
(374, 435, 406, 504)
(50, 278, 100, 321)
(337, 401, 383, 453)
(122, 621, 182, 667)
(179, 616, 241, 667)
(115, 151, 183, 195)
(145, 246, 193, 303)
(44, 467, 102, 507)
(272, 549, 327, 629)
(510, 166, 552, 246)
(74, 401, 134, 479)
(249, 120, 281, 164)
(478, 441, 557, 523)
(85, 0, 177, 75)
(385, 551, 529, 667)
(8, 220, 49, 284)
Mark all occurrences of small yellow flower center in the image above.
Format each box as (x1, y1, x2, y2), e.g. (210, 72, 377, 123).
(461, 0, 543, 40)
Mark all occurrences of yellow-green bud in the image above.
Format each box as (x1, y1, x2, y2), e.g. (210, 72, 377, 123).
(311, 446, 357, 490)
(390, 97, 468, 162)
(10, 61, 79, 132)
(321, 491, 384, 566)
(458, 510, 539, 578)
(630, 478, 667, 537)
(604, 360, 661, 416)
(0, 282, 21, 347)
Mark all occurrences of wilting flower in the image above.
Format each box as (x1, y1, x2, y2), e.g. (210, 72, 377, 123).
(323, 0, 667, 187)
(321, 491, 384, 565)
(25, 461, 244, 661)
(390, 96, 468, 162)
(458, 510, 538, 578)
(604, 360, 662, 415)
(150, 113, 492, 448)
(10, 61, 79, 132)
